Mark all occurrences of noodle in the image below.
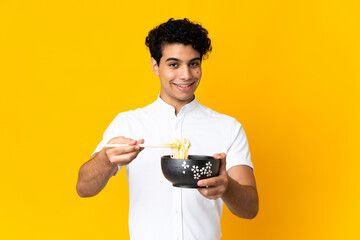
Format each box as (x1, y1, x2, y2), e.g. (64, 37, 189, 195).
(170, 138, 191, 159)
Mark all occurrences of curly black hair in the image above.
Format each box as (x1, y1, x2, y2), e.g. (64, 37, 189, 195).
(145, 18, 212, 65)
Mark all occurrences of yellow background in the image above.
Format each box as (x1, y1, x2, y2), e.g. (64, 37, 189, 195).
(1, 0, 359, 239)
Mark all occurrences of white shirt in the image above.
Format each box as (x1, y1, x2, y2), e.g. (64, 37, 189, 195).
(93, 96, 253, 240)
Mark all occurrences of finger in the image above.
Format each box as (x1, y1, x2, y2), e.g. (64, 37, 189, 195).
(198, 175, 226, 187)
(110, 150, 142, 164)
(108, 136, 137, 145)
(219, 157, 227, 175)
(214, 153, 227, 176)
(198, 187, 222, 200)
(198, 177, 217, 187)
(137, 139, 145, 150)
(107, 145, 139, 155)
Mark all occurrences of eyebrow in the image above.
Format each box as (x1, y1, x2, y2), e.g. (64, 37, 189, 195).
(165, 57, 201, 62)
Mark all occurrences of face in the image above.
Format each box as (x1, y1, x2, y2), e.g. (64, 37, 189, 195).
(151, 43, 202, 111)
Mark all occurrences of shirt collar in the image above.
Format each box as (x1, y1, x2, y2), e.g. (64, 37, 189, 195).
(154, 95, 199, 116)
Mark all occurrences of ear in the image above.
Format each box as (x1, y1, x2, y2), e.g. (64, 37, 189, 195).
(151, 57, 159, 76)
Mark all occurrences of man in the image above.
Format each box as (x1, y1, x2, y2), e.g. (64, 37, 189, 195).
(77, 18, 258, 240)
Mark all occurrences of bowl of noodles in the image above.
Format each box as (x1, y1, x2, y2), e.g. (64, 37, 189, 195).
(161, 139, 220, 188)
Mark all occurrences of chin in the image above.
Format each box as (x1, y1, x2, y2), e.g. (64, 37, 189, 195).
(177, 94, 195, 102)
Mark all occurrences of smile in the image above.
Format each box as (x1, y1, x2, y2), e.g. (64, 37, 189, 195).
(173, 82, 195, 88)
(172, 81, 196, 92)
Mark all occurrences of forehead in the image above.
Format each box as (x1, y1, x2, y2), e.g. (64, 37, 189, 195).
(161, 43, 200, 60)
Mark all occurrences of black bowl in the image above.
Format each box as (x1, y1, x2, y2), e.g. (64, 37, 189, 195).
(161, 155, 220, 188)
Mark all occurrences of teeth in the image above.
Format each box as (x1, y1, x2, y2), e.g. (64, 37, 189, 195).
(175, 83, 193, 87)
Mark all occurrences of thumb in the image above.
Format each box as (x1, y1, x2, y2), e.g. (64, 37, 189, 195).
(214, 153, 226, 175)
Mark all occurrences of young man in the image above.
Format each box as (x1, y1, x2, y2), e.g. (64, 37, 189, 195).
(77, 18, 258, 240)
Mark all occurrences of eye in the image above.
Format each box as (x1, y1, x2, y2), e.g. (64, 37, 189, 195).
(169, 62, 178, 68)
(190, 62, 200, 67)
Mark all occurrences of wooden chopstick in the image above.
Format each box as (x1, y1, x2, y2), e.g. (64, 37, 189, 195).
(103, 143, 174, 148)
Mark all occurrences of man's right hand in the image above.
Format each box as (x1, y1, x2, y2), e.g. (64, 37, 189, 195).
(104, 136, 144, 166)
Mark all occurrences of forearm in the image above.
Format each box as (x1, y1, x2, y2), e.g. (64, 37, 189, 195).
(76, 149, 117, 197)
(222, 176, 259, 219)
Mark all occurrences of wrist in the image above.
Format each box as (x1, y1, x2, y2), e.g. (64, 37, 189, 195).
(99, 148, 117, 169)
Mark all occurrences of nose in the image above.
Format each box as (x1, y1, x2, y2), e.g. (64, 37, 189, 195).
(179, 65, 192, 81)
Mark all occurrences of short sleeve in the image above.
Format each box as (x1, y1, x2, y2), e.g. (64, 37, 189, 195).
(226, 120, 253, 171)
(92, 114, 124, 175)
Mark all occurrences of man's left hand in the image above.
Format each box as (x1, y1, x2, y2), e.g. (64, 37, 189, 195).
(197, 153, 229, 200)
